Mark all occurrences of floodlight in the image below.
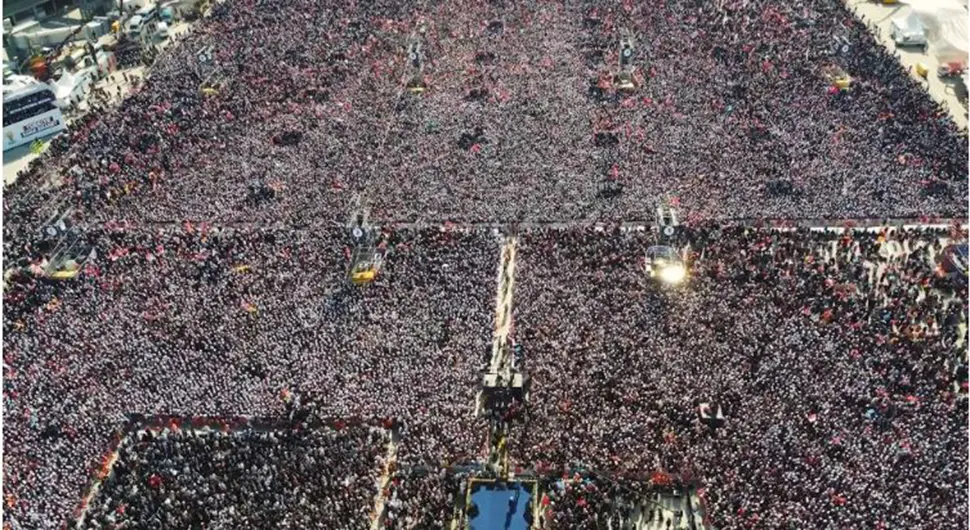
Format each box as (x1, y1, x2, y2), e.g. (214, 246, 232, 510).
(658, 263, 686, 285)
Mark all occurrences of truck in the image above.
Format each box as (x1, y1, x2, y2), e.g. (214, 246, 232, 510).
(890, 14, 928, 49)
(126, 15, 144, 37)
(121, 0, 152, 12)
(938, 62, 967, 78)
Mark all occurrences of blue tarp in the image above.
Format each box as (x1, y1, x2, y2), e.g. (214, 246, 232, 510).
(469, 482, 532, 530)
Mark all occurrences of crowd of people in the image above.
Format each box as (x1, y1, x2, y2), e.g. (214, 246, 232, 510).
(5, 221, 964, 529)
(383, 469, 462, 529)
(540, 473, 667, 530)
(77, 424, 388, 529)
(3, 227, 494, 528)
(2, 0, 968, 528)
(367, 0, 970, 223)
(3, 0, 403, 266)
(511, 225, 967, 529)
(4, 0, 968, 267)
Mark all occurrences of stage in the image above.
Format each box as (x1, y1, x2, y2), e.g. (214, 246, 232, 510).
(467, 479, 534, 530)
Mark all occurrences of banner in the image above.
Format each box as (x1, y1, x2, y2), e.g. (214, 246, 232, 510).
(21, 114, 60, 138)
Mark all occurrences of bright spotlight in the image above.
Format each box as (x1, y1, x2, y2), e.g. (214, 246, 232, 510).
(646, 245, 687, 285)
(658, 263, 687, 285)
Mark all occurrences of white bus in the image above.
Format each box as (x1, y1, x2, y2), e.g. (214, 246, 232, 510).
(3, 78, 67, 152)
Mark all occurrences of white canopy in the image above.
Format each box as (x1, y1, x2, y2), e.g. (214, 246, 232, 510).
(891, 12, 926, 36)
(907, 0, 969, 64)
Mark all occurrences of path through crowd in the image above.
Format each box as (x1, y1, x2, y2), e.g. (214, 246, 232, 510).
(491, 235, 518, 377)
(476, 233, 519, 418)
(370, 431, 400, 530)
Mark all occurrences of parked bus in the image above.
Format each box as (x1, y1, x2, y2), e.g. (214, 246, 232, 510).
(3, 78, 66, 151)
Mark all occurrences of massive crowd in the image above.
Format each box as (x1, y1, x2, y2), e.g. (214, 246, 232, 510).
(2, 0, 967, 528)
(511, 225, 967, 529)
(3, 0, 968, 267)
(3, 221, 964, 529)
(383, 469, 463, 529)
(77, 424, 388, 529)
(3, 227, 493, 528)
(367, 0, 970, 223)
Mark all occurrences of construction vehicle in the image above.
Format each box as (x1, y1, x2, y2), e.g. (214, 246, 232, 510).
(19, 9, 109, 83)
(614, 33, 637, 92)
(938, 62, 966, 78)
(821, 64, 852, 90)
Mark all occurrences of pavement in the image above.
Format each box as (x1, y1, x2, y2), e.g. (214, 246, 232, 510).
(2, 143, 40, 186)
(490, 236, 518, 374)
(845, 0, 969, 130)
(369, 431, 398, 530)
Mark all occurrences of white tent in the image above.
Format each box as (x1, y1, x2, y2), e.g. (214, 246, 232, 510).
(891, 12, 927, 44)
(907, 0, 969, 64)
(51, 70, 93, 108)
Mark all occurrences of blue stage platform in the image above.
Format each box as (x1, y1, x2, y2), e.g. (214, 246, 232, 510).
(469, 481, 532, 530)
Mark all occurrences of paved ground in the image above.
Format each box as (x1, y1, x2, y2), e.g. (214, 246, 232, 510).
(845, 0, 968, 130)
(2, 143, 39, 186)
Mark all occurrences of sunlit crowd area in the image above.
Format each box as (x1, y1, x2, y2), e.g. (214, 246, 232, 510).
(2, 0, 966, 528)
